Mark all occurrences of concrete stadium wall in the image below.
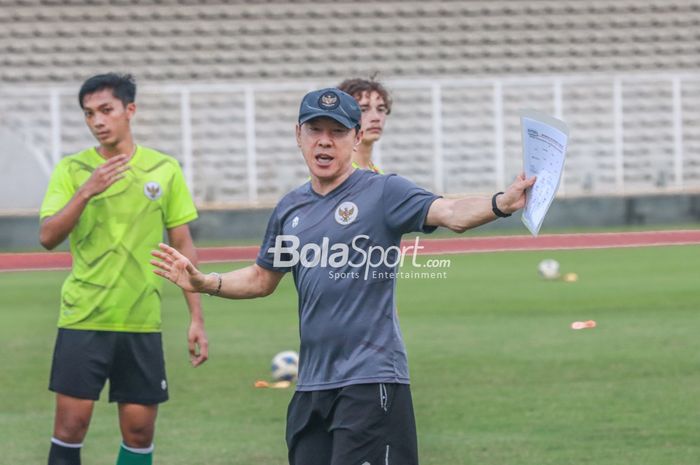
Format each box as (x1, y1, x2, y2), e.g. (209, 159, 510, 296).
(2, 194, 698, 251)
(0, 128, 52, 210)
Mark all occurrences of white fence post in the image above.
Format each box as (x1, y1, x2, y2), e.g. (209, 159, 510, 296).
(553, 79, 564, 195)
(431, 83, 444, 193)
(672, 77, 684, 189)
(180, 89, 194, 192)
(613, 78, 624, 193)
(245, 86, 258, 203)
(493, 81, 504, 191)
(50, 89, 62, 168)
(374, 140, 382, 168)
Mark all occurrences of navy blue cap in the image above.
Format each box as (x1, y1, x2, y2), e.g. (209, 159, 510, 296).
(298, 88, 361, 129)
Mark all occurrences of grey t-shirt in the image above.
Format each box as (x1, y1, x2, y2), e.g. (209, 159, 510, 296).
(257, 169, 440, 391)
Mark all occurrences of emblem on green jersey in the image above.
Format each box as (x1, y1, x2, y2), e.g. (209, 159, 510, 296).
(144, 182, 162, 200)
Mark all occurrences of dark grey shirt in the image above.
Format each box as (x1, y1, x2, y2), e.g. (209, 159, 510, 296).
(257, 169, 440, 391)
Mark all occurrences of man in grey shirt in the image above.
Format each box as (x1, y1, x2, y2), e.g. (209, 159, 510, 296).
(152, 88, 535, 465)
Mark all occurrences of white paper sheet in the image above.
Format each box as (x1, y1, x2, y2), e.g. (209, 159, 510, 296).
(519, 110, 569, 236)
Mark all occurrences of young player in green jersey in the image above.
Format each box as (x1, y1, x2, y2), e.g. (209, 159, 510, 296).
(338, 77, 392, 174)
(40, 73, 208, 465)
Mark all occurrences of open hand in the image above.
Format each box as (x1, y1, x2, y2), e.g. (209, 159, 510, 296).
(79, 154, 131, 199)
(151, 243, 207, 292)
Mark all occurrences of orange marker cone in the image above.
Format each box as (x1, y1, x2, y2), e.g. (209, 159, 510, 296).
(571, 320, 596, 330)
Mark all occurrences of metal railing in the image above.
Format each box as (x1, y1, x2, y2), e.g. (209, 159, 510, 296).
(1, 72, 700, 210)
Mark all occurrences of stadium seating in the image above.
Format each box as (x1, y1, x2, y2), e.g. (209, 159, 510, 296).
(1, 0, 700, 206)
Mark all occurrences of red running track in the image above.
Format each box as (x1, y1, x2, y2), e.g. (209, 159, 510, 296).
(1, 230, 699, 272)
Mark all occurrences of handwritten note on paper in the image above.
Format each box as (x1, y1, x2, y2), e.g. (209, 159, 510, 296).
(520, 110, 569, 236)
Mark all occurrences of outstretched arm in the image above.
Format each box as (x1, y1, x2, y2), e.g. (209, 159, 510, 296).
(425, 173, 536, 233)
(151, 243, 285, 299)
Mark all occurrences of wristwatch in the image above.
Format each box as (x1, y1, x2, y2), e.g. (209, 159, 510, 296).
(491, 192, 511, 218)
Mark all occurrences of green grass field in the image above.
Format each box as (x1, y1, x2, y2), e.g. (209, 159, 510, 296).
(1, 245, 699, 464)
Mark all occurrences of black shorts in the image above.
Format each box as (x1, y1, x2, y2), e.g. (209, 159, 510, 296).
(286, 383, 418, 465)
(49, 328, 169, 405)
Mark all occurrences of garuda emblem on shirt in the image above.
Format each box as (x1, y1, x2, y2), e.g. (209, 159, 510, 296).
(335, 201, 358, 225)
(144, 181, 162, 201)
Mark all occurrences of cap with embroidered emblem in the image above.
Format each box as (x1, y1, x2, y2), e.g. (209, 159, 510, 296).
(298, 88, 362, 129)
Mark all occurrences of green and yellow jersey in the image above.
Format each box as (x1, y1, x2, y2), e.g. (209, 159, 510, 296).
(40, 146, 198, 332)
(352, 160, 384, 174)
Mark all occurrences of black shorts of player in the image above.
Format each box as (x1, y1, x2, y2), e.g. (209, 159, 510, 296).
(286, 383, 418, 465)
(49, 328, 169, 405)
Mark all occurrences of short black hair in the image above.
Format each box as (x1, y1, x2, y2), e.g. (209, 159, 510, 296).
(337, 75, 392, 115)
(78, 73, 136, 109)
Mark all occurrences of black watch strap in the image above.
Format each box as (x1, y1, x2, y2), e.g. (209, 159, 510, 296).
(491, 192, 511, 218)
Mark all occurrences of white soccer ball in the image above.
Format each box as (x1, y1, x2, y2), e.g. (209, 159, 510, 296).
(537, 259, 560, 280)
(271, 350, 299, 382)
